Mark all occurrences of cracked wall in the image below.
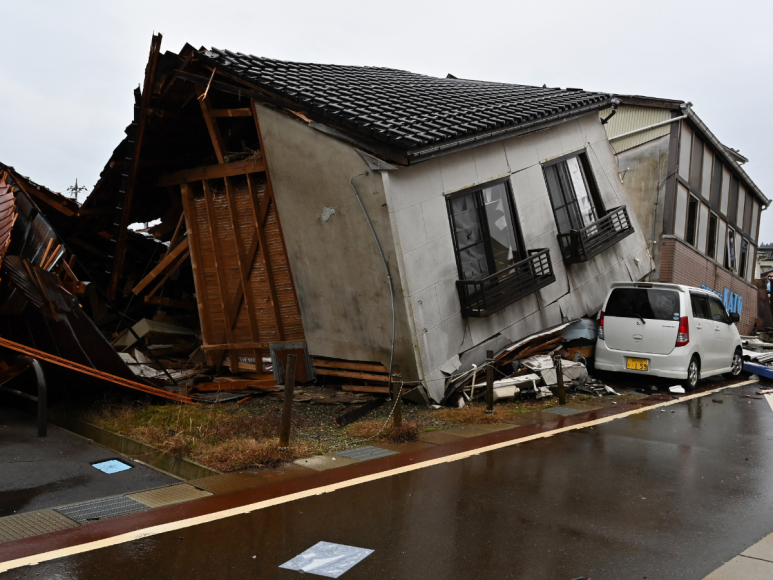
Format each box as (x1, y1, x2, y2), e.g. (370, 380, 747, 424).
(383, 112, 654, 402)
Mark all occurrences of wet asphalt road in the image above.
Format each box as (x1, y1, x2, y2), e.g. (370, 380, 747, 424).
(5, 382, 773, 580)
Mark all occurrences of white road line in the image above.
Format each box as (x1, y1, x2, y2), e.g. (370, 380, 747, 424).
(765, 393, 773, 413)
(0, 378, 759, 573)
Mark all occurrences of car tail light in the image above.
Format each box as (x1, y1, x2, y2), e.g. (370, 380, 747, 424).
(675, 316, 689, 347)
(598, 311, 604, 340)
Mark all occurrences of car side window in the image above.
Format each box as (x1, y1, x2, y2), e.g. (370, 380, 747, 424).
(708, 298, 729, 323)
(690, 294, 710, 319)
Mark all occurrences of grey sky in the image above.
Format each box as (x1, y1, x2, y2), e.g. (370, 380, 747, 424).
(2, 0, 771, 243)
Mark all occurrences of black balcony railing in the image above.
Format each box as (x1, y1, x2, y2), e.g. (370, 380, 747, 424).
(456, 249, 556, 318)
(557, 205, 634, 264)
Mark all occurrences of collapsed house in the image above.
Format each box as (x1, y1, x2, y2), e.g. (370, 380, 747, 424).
(0, 35, 660, 404)
(599, 96, 770, 335)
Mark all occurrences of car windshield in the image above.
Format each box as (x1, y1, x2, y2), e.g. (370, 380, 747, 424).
(605, 288, 680, 321)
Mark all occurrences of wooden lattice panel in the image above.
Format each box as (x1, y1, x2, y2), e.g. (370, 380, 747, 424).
(182, 173, 304, 371)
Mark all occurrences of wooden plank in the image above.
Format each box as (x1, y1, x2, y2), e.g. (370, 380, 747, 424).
(181, 184, 217, 365)
(314, 368, 391, 382)
(210, 108, 252, 118)
(247, 173, 284, 340)
(131, 237, 189, 295)
(225, 177, 261, 366)
(153, 158, 266, 188)
(163, 213, 185, 260)
(202, 180, 238, 371)
(197, 86, 227, 163)
(312, 359, 389, 373)
(108, 33, 163, 299)
(146, 249, 190, 299)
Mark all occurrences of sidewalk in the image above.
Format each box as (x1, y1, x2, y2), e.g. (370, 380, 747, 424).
(703, 533, 773, 579)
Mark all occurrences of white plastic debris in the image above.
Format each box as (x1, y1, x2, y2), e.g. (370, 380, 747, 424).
(540, 360, 588, 386)
(492, 373, 541, 402)
(535, 386, 553, 399)
(669, 386, 686, 394)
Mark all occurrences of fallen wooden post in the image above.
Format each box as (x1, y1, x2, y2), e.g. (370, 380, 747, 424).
(485, 350, 494, 414)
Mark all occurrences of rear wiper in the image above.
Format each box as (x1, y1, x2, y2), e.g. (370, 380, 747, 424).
(635, 313, 646, 325)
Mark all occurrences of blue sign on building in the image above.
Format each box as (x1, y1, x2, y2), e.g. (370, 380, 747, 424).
(701, 284, 742, 315)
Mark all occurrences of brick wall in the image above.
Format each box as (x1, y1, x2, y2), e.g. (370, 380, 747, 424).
(660, 236, 757, 334)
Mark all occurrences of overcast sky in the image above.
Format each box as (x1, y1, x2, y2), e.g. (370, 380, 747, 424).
(2, 0, 771, 243)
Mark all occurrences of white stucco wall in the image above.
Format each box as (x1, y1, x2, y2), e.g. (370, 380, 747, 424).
(382, 113, 654, 402)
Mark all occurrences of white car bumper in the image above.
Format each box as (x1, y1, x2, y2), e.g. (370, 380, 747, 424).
(594, 339, 695, 380)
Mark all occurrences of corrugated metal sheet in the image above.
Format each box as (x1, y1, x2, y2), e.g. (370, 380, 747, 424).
(599, 105, 672, 153)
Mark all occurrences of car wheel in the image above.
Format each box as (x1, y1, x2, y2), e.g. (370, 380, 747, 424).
(682, 356, 700, 390)
(724, 348, 744, 379)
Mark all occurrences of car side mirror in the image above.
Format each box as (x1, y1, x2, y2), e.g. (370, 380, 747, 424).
(729, 312, 740, 323)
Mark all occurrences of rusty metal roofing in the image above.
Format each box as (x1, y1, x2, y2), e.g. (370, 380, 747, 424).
(200, 49, 610, 161)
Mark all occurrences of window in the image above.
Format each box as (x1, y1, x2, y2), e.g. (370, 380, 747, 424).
(726, 227, 737, 271)
(708, 297, 729, 323)
(743, 191, 753, 234)
(727, 176, 739, 223)
(447, 180, 523, 281)
(707, 213, 718, 259)
(720, 166, 730, 215)
(543, 153, 603, 233)
(690, 293, 710, 319)
(685, 196, 699, 246)
(710, 158, 723, 208)
(606, 288, 680, 321)
(739, 239, 748, 279)
(690, 134, 703, 190)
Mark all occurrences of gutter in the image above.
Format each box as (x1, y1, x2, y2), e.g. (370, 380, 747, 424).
(608, 115, 687, 142)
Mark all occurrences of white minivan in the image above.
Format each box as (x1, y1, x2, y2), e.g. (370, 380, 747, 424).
(595, 282, 743, 389)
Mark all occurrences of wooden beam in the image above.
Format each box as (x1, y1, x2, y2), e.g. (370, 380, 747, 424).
(200, 340, 297, 351)
(163, 213, 185, 260)
(108, 33, 163, 299)
(181, 184, 217, 365)
(225, 177, 262, 366)
(315, 369, 391, 382)
(145, 249, 190, 299)
(210, 108, 252, 118)
(312, 359, 389, 373)
(247, 173, 284, 340)
(202, 180, 239, 371)
(0, 336, 193, 404)
(197, 86, 227, 163)
(153, 157, 266, 188)
(131, 237, 189, 295)
(193, 380, 279, 392)
(225, 185, 271, 331)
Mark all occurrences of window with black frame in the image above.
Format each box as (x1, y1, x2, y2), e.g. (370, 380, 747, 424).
(543, 152, 606, 252)
(447, 181, 523, 282)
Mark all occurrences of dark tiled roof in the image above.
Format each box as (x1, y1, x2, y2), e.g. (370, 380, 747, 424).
(201, 49, 610, 158)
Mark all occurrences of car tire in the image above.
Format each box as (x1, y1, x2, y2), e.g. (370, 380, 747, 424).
(682, 356, 700, 390)
(724, 348, 744, 379)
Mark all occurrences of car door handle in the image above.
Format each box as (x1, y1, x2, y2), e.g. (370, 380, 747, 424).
(696, 324, 702, 330)
(715, 326, 721, 332)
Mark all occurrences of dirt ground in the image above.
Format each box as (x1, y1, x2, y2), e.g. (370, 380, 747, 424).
(73, 386, 607, 472)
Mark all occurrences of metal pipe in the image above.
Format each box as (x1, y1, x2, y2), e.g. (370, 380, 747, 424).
(485, 350, 494, 414)
(351, 173, 396, 400)
(608, 115, 687, 142)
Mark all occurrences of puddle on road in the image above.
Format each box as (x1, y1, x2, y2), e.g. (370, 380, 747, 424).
(0, 475, 90, 517)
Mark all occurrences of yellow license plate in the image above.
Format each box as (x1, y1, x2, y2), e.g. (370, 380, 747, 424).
(626, 357, 649, 371)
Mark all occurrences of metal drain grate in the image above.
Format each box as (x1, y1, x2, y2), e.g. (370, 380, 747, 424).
(0, 510, 79, 544)
(129, 484, 212, 508)
(54, 496, 147, 524)
(335, 446, 398, 461)
(542, 407, 587, 416)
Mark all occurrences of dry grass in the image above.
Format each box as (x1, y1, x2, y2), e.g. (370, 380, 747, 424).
(79, 401, 312, 472)
(345, 418, 421, 443)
